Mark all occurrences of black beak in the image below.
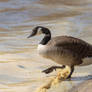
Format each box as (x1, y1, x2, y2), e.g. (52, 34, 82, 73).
(27, 29, 37, 38)
(27, 34, 33, 38)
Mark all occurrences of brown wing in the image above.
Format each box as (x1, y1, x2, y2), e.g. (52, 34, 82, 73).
(47, 36, 92, 58)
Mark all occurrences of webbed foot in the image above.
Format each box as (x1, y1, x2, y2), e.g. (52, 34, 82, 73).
(42, 65, 65, 74)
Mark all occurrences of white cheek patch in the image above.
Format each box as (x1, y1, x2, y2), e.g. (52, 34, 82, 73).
(37, 28, 42, 35)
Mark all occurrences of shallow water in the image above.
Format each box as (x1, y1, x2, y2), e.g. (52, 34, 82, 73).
(0, 0, 92, 92)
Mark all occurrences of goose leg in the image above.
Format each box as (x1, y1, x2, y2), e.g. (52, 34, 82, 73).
(66, 66, 74, 79)
(42, 65, 65, 74)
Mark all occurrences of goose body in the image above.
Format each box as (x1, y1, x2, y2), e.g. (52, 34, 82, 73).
(38, 36, 92, 66)
(28, 26, 92, 79)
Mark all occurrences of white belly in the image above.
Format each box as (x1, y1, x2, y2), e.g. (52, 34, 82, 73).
(37, 44, 92, 66)
(37, 44, 45, 51)
(80, 57, 92, 66)
(37, 44, 48, 57)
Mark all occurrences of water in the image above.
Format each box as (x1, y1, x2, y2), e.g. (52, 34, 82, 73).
(0, 0, 92, 92)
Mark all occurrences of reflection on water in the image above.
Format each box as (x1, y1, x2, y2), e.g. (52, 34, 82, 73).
(0, 0, 92, 92)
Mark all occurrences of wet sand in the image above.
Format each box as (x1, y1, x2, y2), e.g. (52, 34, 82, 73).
(70, 79, 92, 92)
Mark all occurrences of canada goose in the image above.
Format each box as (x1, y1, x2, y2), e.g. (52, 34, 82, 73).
(28, 26, 92, 79)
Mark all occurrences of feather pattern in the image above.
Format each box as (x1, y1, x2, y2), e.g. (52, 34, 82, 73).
(38, 36, 92, 66)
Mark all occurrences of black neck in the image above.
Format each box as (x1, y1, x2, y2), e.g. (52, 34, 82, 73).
(40, 34, 51, 45)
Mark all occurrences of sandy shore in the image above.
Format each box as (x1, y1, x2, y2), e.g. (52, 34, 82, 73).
(70, 79, 92, 92)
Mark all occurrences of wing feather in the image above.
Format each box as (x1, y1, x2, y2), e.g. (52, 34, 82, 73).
(47, 36, 92, 58)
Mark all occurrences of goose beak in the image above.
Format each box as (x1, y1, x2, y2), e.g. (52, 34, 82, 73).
(27, 27, 43, 38)
(27, 30, 42, 38)
(27, 34, 33, 38)
(27, 30, 37, 38)
(27, 32, 42, 38)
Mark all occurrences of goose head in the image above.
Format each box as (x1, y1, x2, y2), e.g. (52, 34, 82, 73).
(27, 26, 51, 38)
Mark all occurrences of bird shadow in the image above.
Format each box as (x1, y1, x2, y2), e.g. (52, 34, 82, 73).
(66, 75, 92, 81)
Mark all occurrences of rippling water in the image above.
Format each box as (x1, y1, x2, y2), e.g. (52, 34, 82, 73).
(0, 0, 92, 92)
